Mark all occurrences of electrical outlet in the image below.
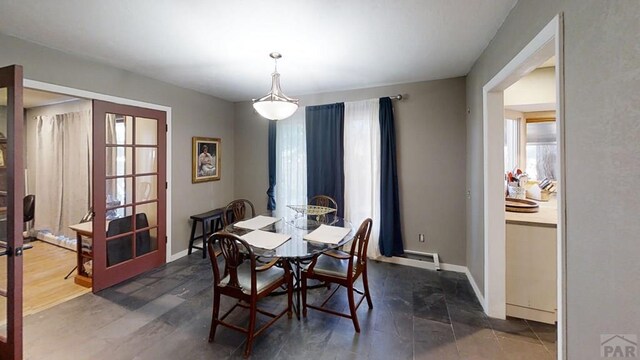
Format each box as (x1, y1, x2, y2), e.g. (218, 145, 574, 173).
(466, 190, 471, 199)
(418, 234, 425, 242)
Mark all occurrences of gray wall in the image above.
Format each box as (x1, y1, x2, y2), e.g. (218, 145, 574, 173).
(465, 0, 640, 357)
(234, 78, 468, 265)
(0, 32, 235, 256)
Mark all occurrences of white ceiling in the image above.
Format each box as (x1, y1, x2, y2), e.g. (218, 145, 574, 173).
(0, 0, 517, 102)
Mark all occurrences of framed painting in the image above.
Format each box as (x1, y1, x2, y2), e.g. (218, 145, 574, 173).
(192, 136, 221, 183)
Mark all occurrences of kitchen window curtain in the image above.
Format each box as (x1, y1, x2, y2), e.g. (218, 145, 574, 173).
(344, 99, 381, 258)
(305, 103, 345, 218)
(379, 97, 404, 256)
(274, 108, 307, 219)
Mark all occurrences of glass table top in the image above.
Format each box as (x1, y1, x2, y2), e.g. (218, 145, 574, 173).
(224, 214, 353, 260)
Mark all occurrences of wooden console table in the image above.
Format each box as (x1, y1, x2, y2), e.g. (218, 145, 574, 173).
(68, 222, 94, 288)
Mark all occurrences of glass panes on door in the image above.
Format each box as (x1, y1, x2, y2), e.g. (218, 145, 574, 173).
(0, 87, 8, 338)
(105, 113, 159, 267)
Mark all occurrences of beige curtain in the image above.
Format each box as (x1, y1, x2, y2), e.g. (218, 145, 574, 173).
(34, 111, 92, 238)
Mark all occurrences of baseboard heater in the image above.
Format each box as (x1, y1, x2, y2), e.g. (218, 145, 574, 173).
(401, 250, 441, 271)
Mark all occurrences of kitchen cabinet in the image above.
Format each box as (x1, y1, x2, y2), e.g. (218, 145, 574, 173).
(505, 199, 557, 324)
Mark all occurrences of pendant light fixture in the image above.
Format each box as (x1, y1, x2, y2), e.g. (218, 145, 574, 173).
(252, 52, 299, 120)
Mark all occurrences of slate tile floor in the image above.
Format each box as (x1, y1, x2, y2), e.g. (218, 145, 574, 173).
(23, 254, 556, 359)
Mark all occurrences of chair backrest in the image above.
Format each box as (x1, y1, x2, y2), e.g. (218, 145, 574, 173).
(309, 195, 338, 213)
(135, 213, 152, 256)
(106, 215, 133, 266)
(207, 232, 257, 295)
(23, 194, 35, 222)
(80, 207, 94, 223)
(105, 214, 152, 265)
(348, 218, 373, 273)
(222, 199, 256, 227)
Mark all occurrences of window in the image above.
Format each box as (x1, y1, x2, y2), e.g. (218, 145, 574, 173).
(525, 121, 557, 180)
(504, 118, 520, 172)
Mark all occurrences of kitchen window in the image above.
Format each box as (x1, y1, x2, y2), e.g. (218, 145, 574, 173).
(504, 117, 521, 172)
(525, 121, 557, 180)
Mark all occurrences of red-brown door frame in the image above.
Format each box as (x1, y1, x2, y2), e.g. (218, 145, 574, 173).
(0, 65, 25, 360)
(92, 100, 166, 292)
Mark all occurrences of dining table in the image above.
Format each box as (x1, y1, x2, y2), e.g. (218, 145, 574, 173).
(223, 213, 354, 318)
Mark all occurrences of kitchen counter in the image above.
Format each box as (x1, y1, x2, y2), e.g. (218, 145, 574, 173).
(505, 197, 557, 227)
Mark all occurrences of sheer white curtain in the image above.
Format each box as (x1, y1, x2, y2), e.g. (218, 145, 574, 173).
(274, 107, 307, 220)
(344, 99, 381, 259)
(34, 111, 92, 238)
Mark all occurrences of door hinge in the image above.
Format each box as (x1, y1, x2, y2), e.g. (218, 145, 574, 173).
(165, 236, 168, 244)
(165, 181, 168, 189)
(165, 124, 168, 132)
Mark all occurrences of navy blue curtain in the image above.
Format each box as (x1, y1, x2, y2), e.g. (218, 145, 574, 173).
(267, 121, 277, 211)
(379, 97, 404, 256)
(306, 103, 345, 218)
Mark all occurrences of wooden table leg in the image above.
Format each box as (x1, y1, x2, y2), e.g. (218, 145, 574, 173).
(74, 232, 92, 288)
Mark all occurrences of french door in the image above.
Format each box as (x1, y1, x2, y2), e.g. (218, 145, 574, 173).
(0, 65, 24, 360)
(92, 100, 166, 292)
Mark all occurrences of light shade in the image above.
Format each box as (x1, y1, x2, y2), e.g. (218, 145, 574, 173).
(253, 98, 298, 120)
(252, 53, 299, 120)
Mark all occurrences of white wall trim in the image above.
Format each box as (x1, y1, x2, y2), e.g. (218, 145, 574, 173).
(375, 256, 485, 308)
(169, 247, 191, 262)
(23, 79, 174, 263)
(374, 256, 466, 273)
(481, 14, 566, 360)
(464, 267, 486, 310)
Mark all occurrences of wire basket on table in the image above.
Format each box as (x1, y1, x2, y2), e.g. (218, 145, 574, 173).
(287, 205, 337, 229)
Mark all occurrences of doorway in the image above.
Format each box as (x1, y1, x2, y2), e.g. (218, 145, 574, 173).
(482, 14, 566, 358)
(5, 86, 169, 314)
(1, 74, 173, 359)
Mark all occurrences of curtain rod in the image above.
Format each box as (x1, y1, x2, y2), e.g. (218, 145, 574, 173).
(299, 94, 405, 109)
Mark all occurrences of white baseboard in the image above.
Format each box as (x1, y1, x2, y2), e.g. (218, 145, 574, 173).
(169, 240, 203, 262)
(374, 255, 485, 311)
(464, 267, 486, 312)
(373, 255, 466, 273)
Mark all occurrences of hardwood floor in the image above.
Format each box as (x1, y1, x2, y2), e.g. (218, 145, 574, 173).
(1, 240, 90, 326)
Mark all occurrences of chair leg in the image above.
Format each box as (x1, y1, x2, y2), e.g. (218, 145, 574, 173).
(362, 268, 373, 309)
(301, 273, 308, 317)
(201, 220, 207, 259)
(347, 284, 360, 333)
(287, 272, 293, 319)
(188, 221, 197, 255)
(209, 290, 221, 342)
(244, 300, 258, 357)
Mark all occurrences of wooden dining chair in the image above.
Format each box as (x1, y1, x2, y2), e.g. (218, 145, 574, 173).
(301, 218, 373, 332)
(207, 232, 292, 358)
(222, 199, 256, 227)
(309, 195, 338, 212)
